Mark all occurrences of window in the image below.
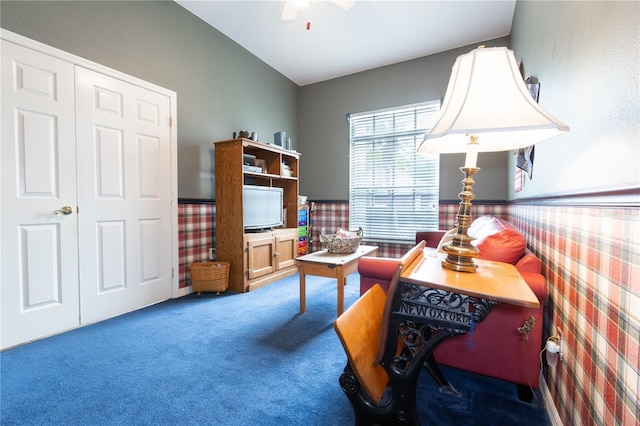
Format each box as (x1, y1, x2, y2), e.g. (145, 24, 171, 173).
(349, 101, 441, 244)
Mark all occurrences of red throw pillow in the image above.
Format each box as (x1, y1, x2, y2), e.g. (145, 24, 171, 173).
(470, 216, 526, 264)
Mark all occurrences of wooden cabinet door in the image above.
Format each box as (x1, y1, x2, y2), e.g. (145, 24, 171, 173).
(275, 229, 297, 270)
(245, 233, 276, 280)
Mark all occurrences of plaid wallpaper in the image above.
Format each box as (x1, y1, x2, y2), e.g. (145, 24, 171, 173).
(309, 202, 350, 253)
(179, 200, 639, 425)
(308, 201, 414, 257)
(308, 201, 508, 257)
(508, 204, 639, 426)
(438, 202, 507, 228)
(178, 203, 215, 289)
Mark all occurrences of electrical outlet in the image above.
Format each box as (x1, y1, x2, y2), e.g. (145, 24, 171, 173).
(545, 337, 560, 366)
(545, 326, 564, 367)
(209, 248, 215, 260)
(556, 327, 563, 363)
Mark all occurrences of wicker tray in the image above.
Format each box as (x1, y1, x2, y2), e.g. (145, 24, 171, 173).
(320, 227, 363, 254)
(189, 261, 230, 295)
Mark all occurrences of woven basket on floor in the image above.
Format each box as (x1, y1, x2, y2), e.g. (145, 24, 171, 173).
(189, 261, 230, 295)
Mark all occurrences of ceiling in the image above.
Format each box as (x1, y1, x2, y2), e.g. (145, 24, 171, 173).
(175, 0, 517, 86)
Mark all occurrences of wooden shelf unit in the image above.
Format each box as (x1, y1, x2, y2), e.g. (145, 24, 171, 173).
(214, 138, 300, 292)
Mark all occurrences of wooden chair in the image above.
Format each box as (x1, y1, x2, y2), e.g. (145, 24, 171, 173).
(334, 242, 433, 425)
(334, 283, 391, 422)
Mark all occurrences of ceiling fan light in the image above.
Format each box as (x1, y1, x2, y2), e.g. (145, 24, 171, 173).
(331, 0, 356, 10)
(281, 0, 297, 20)
(282, 0, 356, 21)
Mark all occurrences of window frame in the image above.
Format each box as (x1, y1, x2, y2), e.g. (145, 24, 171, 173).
(348, 100, 441, 244)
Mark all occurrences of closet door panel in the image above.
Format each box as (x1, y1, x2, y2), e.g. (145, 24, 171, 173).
(95, 126, 125, 197)
(1, 32, 177, 347)
(97, 220, 127, 292)
(75, 67, 173, 324)
(0, 41, 79, 349)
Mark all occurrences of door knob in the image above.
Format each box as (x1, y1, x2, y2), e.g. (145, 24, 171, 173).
(54, 206, 73, 215)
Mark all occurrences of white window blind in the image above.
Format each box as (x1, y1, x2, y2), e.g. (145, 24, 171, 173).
(349, 101, 441, 243)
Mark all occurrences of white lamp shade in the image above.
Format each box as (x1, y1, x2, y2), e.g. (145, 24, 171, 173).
(418, 46, 569, 154)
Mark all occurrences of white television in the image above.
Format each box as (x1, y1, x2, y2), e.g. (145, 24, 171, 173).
(243, 185, 284, 231)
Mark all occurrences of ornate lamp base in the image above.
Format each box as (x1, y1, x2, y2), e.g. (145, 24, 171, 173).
(441, 167, 480, 273)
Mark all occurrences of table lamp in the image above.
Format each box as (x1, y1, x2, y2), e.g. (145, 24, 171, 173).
(418, 46, 569, 272)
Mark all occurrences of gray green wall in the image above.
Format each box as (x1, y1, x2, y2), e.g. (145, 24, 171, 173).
(3, 1, 637, 202)
(298, 0, 640, 202)
(298, 37, 511, 201)
(509, 1, 639, 200)
(0, 1, 299, 200)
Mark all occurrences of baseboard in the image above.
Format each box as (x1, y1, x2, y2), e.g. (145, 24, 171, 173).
(175, 285, 194, 298)
(540, 376, 563, 426)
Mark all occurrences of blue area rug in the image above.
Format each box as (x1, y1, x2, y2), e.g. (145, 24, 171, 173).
(1, 272, 550, 425)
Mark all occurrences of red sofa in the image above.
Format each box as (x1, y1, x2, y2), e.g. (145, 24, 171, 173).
(358, 215, 546, 401)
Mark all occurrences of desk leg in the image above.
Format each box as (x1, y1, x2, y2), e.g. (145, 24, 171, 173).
(421, 328, 459, 395)
(299, 270, 306, 314)
(337, 267, 345, 317)
(423, 355, 461, 397)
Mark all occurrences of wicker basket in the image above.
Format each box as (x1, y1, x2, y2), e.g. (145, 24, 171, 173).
(189, 261, 230, 295)
(320, 227, 363, 254)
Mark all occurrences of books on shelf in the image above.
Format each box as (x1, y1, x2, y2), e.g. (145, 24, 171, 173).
(243, 165, 263, 173)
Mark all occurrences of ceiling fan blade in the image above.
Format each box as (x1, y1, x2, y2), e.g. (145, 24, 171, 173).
(281, 0, 297, 20)
(330, 0, 356, 11)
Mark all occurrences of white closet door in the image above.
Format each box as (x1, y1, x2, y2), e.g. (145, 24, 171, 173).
(75, 67, 173, 324)
(0, 41, 80, 349)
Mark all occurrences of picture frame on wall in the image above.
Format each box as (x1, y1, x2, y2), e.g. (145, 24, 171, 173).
(525, 76, 540, 102)
(515, 76, 540, 180)
(517, 145, 535, 179)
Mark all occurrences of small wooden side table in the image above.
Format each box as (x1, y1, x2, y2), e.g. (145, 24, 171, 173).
(296, 245, 378, 317)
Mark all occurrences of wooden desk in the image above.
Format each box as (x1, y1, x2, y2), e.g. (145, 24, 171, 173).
(297, 245, 378, 317)
(401, 252, 539, 308)
(381, 251, 539, 408)
(336, 247, 540, 425)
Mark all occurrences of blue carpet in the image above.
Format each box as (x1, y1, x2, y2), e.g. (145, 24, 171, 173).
(1, 272, 551, 425)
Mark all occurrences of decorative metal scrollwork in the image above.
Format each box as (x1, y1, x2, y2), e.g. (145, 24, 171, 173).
(397, 321, 422, 349)
(403, 284, 468, 310)
(471, 297, 498, 323)
(390, 320, 435, 374)
(396, 283, 497, 332)
(391, 341, 414, 373)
